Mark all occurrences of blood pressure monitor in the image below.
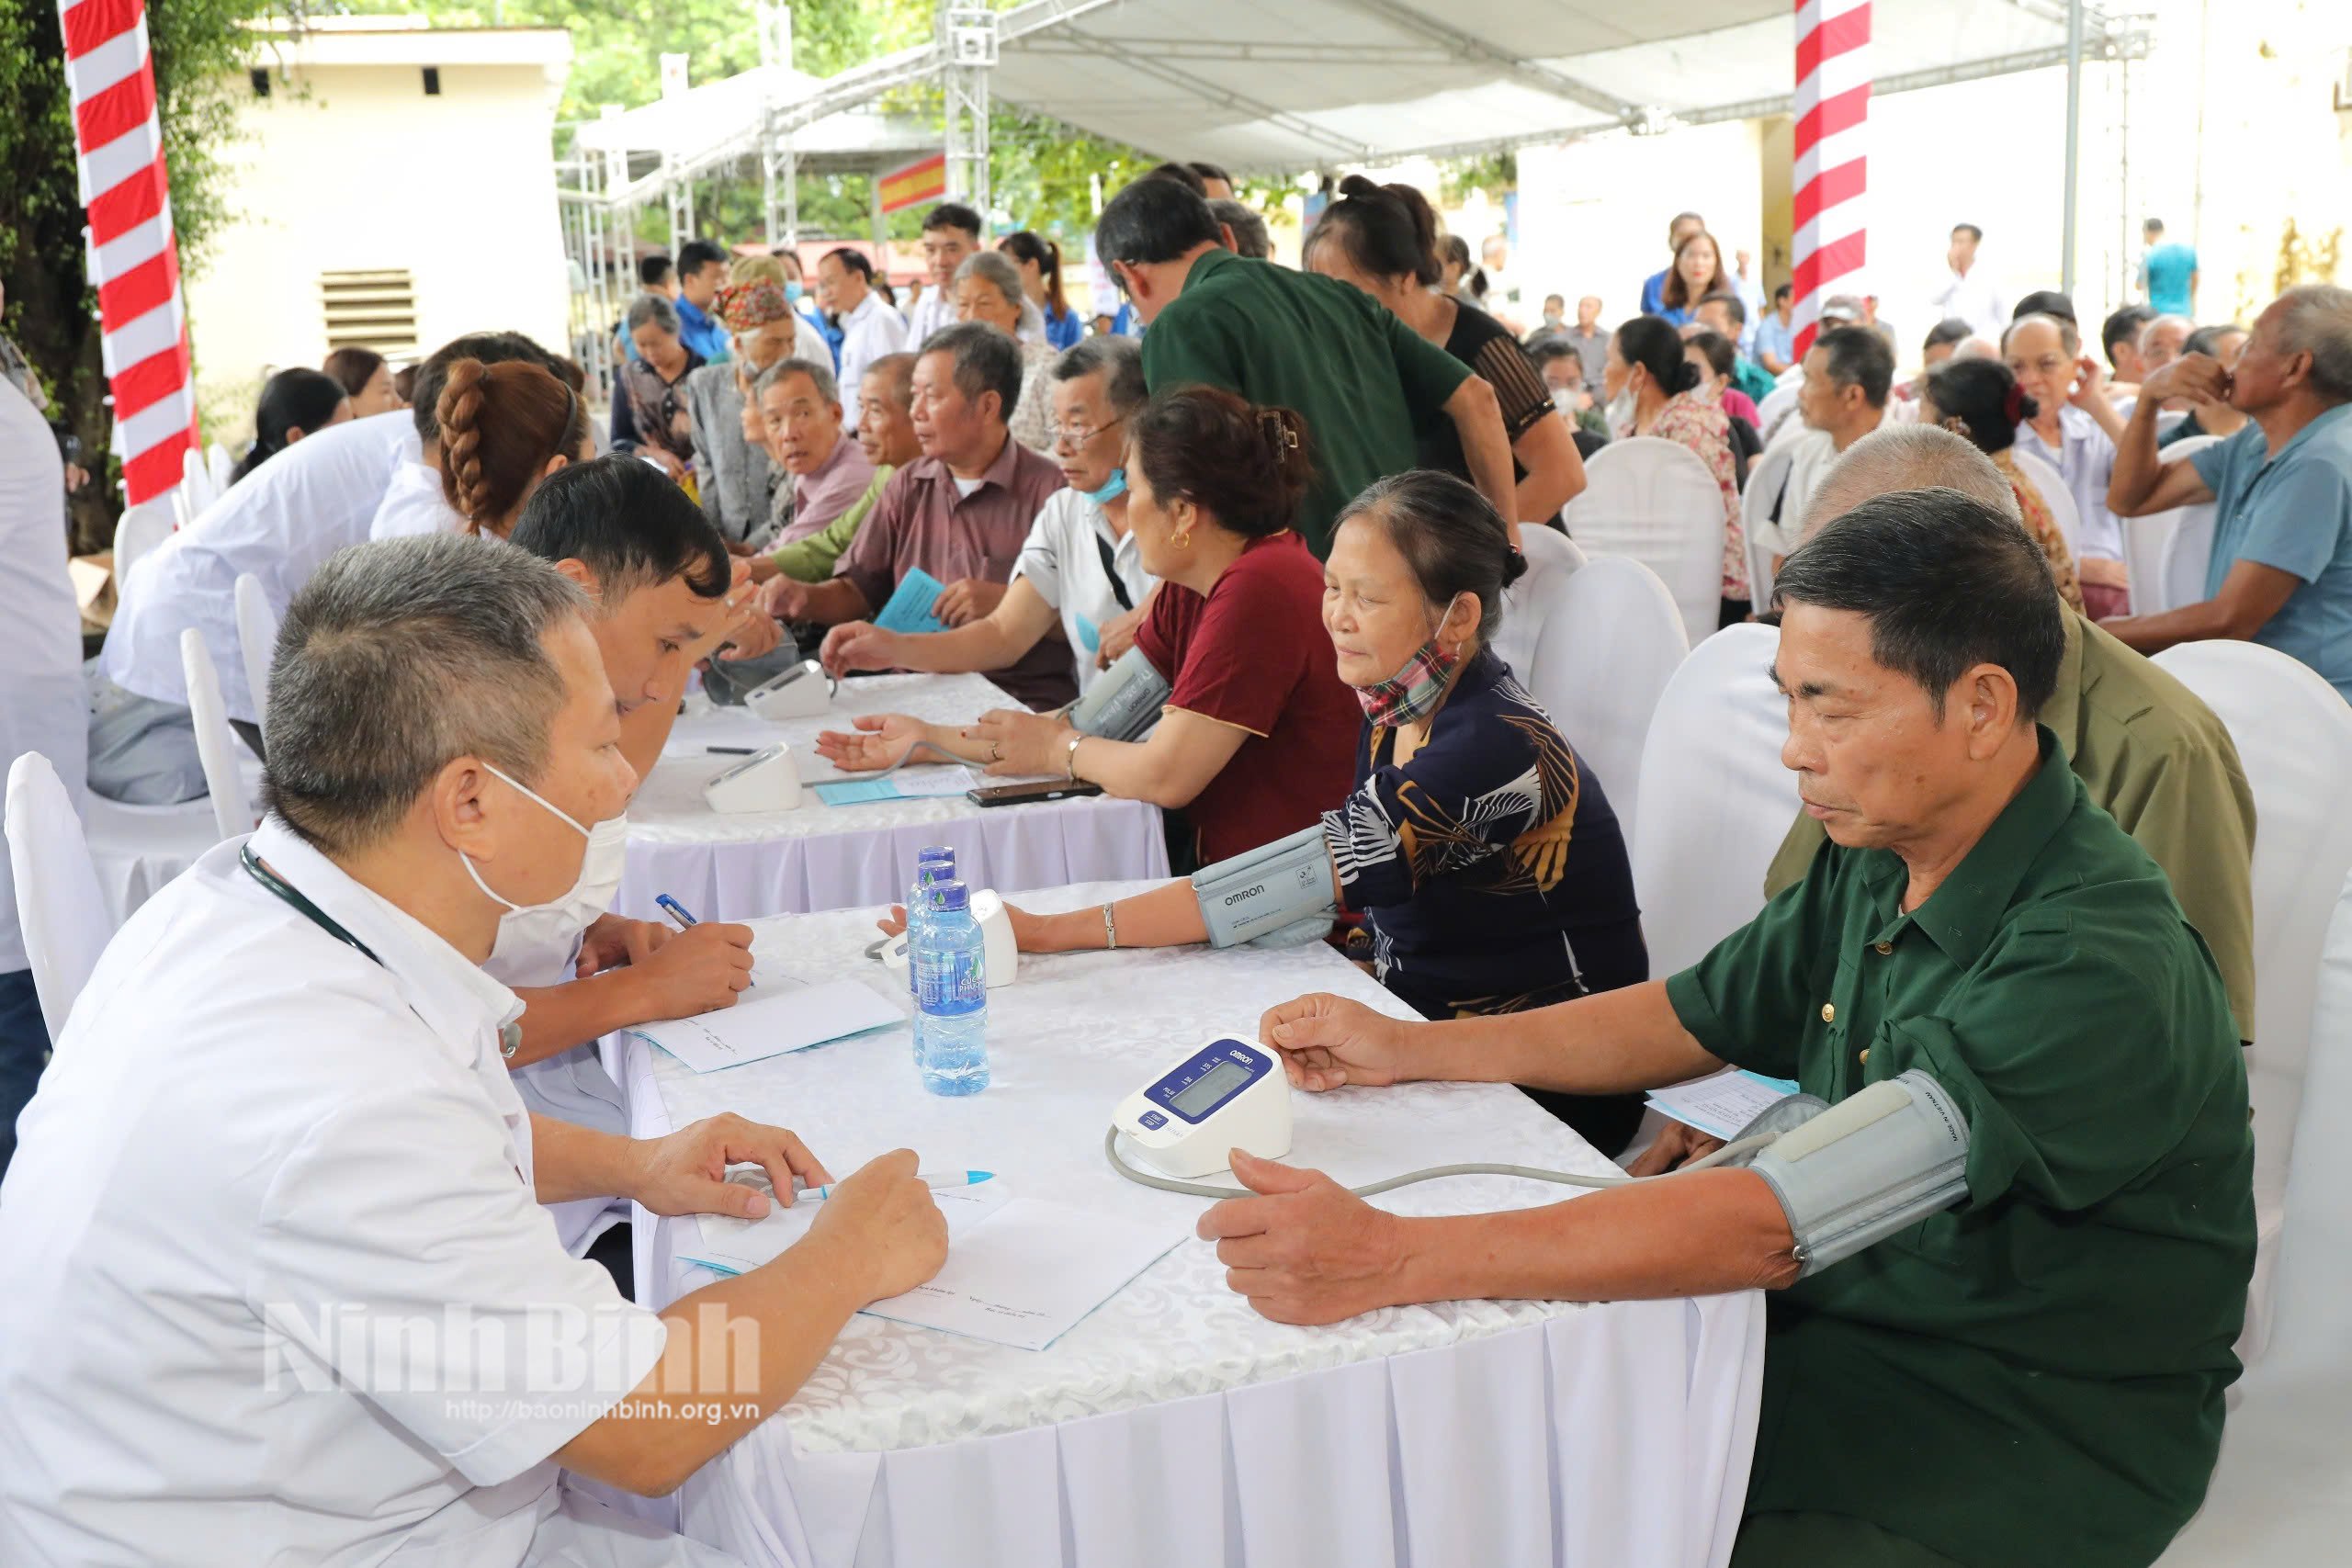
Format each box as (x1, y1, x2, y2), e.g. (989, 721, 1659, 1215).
(1112, 1038, 1292, 1179)
(744, 659, 835, 721)
(703, 743, 805, 813)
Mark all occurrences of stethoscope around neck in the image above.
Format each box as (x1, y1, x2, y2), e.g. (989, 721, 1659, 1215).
(241, 843, 382, 966)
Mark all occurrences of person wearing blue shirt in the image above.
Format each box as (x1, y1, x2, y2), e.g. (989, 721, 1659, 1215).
(2139, 218, 2199, 318)
(2103, 284, 2352, 701)
(673, 238, 734, 363)
(1753, 282, 1798, 375)
(1639, 210, 1706, 316)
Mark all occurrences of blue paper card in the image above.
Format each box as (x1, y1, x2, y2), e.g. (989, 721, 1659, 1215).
(875, 569, 947, 635)
(814, 779, 905, 807)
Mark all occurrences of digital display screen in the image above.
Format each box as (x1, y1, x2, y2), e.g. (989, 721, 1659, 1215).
(1169, 1059, 1251, 1119)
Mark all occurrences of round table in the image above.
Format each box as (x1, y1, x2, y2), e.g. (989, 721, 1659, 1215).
(615, 882, 1764, 1568)
(618, 674, 1169, 922)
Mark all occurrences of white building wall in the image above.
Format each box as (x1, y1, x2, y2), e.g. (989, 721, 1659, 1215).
(185, 39, 571, 437)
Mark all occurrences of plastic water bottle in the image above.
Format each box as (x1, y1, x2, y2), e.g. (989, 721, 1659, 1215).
(912, 880, 990, 1096)
(906, 846, 955, 1002)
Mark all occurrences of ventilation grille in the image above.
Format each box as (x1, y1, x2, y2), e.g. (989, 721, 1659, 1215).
(320, 269, 418, 358)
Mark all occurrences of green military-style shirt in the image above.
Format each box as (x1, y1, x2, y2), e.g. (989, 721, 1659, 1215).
(1767, 611, 2259, 1039)
(1671, 728, 2254, 1568)
(1140, 248, 1471, 557)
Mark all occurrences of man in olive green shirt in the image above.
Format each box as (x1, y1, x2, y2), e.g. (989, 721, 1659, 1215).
(1211, 491, 2253, 1568)
(1762, 425, 2258, 1039)
(1094, 175, 1515, 556)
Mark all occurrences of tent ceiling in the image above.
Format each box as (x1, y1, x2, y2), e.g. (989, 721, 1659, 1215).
(568, 62, 940, 178)
(990, 0, 2127, 170)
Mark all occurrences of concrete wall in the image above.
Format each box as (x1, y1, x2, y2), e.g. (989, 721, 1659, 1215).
(185, 45, 571, 442)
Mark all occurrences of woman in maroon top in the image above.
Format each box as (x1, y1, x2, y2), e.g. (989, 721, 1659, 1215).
(823, 386, 1360, 869)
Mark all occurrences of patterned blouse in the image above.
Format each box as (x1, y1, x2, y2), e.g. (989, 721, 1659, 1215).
(1994, 447, 2086, 611)
(1645, 390, 1747, 602)
(1319, 649, 1646, 1021)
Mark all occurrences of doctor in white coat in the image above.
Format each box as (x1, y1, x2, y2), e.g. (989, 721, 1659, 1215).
(0, 375, 87, 1172)
(0, 534, 946, 1567)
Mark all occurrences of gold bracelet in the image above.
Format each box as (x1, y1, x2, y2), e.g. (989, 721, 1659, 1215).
(1065, 732, 1085, 780)
(1102, 902, 1118, 951)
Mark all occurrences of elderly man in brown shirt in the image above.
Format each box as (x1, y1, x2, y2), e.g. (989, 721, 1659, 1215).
(759, 322, 1073, 709)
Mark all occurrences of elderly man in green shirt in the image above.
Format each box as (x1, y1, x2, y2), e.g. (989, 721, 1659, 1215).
(1212, 489, 2254, 1568)
(1757, 425, 2259, 1042)
(1094, 175, 1517, 557)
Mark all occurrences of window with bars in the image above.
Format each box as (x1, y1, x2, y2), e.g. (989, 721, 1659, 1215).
(319, 269, 419, 359)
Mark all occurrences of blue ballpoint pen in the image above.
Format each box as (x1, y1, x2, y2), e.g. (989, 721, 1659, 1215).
(798, 1170, 995, 1201)
(654, 894, 698, 932)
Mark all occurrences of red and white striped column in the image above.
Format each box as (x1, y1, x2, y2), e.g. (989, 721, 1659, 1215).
(1791, 0, 1870, 357)
(57, 0, 198, 505)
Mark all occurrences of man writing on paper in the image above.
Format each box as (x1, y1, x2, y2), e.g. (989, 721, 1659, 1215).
(0, 535, 947, 1566)
(1210, 491, 2253, 1568)
(755, 323, 1072, 709)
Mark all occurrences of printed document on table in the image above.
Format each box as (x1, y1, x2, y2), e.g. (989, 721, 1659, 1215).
(859, 1199, 1184, 1352)
(814, 766, 977, 807)
(626, 980, 900, 1073)
(684, 1173, 1012, 1277)
(1645, 1068, 1803, 1140)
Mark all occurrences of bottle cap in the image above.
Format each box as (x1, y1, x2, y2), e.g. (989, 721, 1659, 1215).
(927, 879, 970, 912)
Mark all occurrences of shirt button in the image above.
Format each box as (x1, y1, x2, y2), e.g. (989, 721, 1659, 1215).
(1860, 1048, 1871, 1066)
(1820, 1002, 1836, 1023)
(1873, 942, 1894, 956)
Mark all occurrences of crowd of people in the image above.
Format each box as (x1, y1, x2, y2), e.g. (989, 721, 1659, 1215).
(1, 153, 2348, 1568)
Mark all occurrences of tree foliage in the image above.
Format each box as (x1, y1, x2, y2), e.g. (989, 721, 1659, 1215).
(2, 0, 269, 545)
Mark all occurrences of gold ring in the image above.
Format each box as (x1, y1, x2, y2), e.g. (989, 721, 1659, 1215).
(989, 741, 1003, 761)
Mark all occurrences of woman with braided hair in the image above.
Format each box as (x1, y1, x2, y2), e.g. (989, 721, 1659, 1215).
(432, 358, 593, 538)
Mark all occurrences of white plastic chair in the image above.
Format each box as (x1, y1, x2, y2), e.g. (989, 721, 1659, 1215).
(232, 573, 277, 723)
(1630, 622, 1797, 977)
(2010, 446, 2078, 558)
(179, 628, 250, 843)
(111, 499, 175, 586)
(1521, 556, 1689, 846)
(1756, 379, 1804, 447)
(2150, 640, 2352, 1367)
(1741, 439, 1803, 611)
(205, 441, 235, 500)
(1561, 436, 1728, 646)
(2158, 895, 2352, 1562)
(1491, 526, 1584, 685)
(5, 752, 114, 1045)
(2120, 434, 2225, 616)
(180, 447, 217, 514)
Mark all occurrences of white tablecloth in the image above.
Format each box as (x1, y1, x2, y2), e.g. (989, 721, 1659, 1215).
(617, 882, 1764, 1568)
(618, 675, 1168, 922)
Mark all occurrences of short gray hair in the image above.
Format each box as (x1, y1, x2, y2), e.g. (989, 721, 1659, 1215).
(2004, 310, 2080, 357)
(262, 535, 591, 852)
(952, 249, 1026, 310)
(1049, 334, 1147, 415)
(1208, 198, 1272, 260)
(755, 355, 840, 408)
(917, 321, 1023, 424)
(2140, 313, 2195, 351)
(1800, 423, 2020, 543)
(625, 292, 681, 337)
(2275, 283, 2352, 401)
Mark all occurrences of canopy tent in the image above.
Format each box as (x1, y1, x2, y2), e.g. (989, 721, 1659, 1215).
(988, 0, 2127, 173)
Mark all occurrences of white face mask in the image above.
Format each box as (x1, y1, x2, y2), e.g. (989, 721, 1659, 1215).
(1606, 388, 1637, 439)
(458, 763, 630, 984)
(1551, 387, 1577, 415)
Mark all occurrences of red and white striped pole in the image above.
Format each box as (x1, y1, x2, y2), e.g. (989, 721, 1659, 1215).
(1791, 0, 1870, 358)
(57, 0, 198, 506)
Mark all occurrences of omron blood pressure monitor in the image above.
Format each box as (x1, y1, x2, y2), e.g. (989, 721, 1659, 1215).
(1111, 1037, 1293, 1179)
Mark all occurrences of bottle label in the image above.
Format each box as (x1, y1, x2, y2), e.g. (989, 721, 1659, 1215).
(913, 947, 987, 1011)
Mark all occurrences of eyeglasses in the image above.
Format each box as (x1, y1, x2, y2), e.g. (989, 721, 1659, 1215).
(1046, 415, 1125, 451)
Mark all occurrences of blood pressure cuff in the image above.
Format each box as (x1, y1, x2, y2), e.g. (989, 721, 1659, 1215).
(1068, 647, 1171, 742)
(1736, 1069, 1971, 1278)
(1193, 826, 1337, 948)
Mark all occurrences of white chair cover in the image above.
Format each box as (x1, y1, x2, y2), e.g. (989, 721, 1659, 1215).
(1740, 440, 1802, 610)
(5, 752, 114, 1045)
(2010, 446, 2077, 557)
(233, 572, 277, 722)
(1491, 526, 1585, 686)
(168, 483, 196, 532)
(1521, 557, 1688, 845)
(2119, 433, 2225, 615)
(1756, 379, 1804, 447)
(179, 627, 250, 844)
(1561, 437, 1727, 646)
(205, 441, 235, 501)
(179, 447, 217, 514)
(1631, 623, 1796, 977)
(78, 795, 221, 927)
(112, 499, 176, 586)
(2150, 640, 2352, 1367)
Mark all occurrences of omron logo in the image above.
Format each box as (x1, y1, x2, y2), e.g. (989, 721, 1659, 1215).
(1224, 886, 1263, 906)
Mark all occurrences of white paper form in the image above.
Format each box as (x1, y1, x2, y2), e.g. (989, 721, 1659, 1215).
(625, 979, 900, 1073)
(859, 1199, 1185, 1352)
(684, 1172, 1012, 1277)
(1644, 1068, 1804, 1139)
